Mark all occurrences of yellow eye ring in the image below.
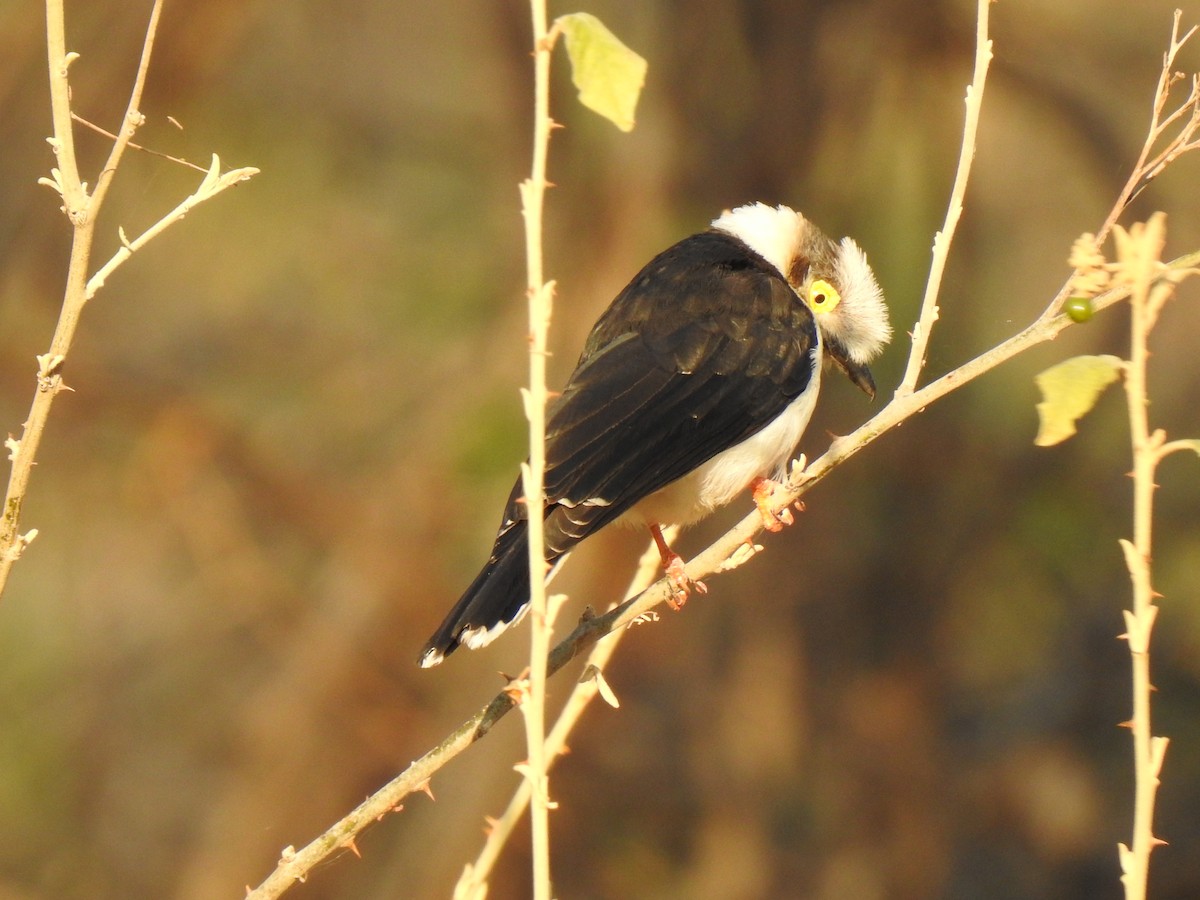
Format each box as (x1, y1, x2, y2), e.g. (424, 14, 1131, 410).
(807, 279, 841, 313)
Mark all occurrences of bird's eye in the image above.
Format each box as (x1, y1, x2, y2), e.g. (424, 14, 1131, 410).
(807, 279, 841, 314)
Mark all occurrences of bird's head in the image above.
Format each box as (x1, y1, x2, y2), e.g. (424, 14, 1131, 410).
(712, 202, 891, 398)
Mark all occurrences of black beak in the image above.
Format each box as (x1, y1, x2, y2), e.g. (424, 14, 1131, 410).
(824, 334, 876, 399)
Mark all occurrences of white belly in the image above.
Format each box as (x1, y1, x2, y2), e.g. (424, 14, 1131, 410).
(626, 360, 821, 528)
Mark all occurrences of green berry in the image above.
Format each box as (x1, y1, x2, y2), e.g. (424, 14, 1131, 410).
(1065, 296, 1094, 323)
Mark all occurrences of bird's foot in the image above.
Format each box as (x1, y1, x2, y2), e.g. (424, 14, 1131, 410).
(649, 523, 706, 610)
(663, 553, 707, 610)
(751, 476, 795, 532)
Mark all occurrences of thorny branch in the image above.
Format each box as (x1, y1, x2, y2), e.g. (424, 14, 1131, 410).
(897, 0, 992, 396)
(1, 2, 258, 601)
(516, 1, 560, 897)
(1112, 214, 1199, 900)
(453, 530, 672, 899)
(1090, 10, 1200, 266)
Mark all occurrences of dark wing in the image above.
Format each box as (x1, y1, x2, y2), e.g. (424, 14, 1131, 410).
(541, 230, 817, 547)
(418, 230, 816, 666)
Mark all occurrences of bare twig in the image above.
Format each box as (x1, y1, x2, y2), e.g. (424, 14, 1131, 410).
(1, 0, 165, 596)
(88, 0, 164, 214)
(84, 155, 259, 301)
(897, 0, 992, 396)
(516, 1, 563, 897)
(72, 112, 210, 173)
(43, 1, 86, 219)
(1089, 11, 1200, 272)
(455, 529, 674, 898)
(2, 1, 259, 600)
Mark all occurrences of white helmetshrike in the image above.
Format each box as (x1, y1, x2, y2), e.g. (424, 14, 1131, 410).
(419, 203, 891, 667)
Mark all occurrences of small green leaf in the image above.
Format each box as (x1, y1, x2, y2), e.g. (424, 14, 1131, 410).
(556, 13, 647, 132)
(1033, 354, 1124, 447)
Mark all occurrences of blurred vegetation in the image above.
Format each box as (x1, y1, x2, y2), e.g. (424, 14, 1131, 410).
(1, 1, 1198, 898)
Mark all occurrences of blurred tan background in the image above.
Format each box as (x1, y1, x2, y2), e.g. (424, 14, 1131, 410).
(1, 1, 1199, 897)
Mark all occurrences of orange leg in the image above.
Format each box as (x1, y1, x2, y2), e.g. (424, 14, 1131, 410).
(751, 476, 796, 532)
(649, 523, 707, 610)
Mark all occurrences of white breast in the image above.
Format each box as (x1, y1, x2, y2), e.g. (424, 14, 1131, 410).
(627, 348, 821, 528)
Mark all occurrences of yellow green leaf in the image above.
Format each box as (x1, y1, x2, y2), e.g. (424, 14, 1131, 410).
(556, 13, 647, 132)
(1033, 354, 1124, 447)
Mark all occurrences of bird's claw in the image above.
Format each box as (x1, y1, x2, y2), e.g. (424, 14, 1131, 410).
(752, 477, 794, 532)
(664, 554, 706, 610)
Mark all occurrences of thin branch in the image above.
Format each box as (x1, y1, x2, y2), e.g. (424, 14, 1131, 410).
(44, 0, 86, 219)
(517, 1, 560, 897)
(1092, 11, 1200, 256)
(2, 2, 259, 602)
(455, 530, 674, 898)
(72, 112, 210, 173)
(1114, 214, 1187, 900)
(897, 0, 992, 396)
(1139, 78, 1200, 182)
(88, 0, 164, 213)
(1156, 438, 1200, 461)
(84, 156, 259, 301)
(2, 0, 155, 597)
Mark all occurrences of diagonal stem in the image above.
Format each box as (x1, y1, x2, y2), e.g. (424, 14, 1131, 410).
(88, 0, 165, 213)
(456, 531, 673, 896)
(897, 0, 992, 396)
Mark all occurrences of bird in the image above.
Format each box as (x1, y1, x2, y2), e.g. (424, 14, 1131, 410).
(418, 202, 890, 667)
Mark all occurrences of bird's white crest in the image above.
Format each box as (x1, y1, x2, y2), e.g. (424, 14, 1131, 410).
(713, 203, 890, 367)
(827, 237, 891, 364)
(711, 202, 807, 279)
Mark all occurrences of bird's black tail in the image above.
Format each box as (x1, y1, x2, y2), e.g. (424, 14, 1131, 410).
(418, 521, 549, 667)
